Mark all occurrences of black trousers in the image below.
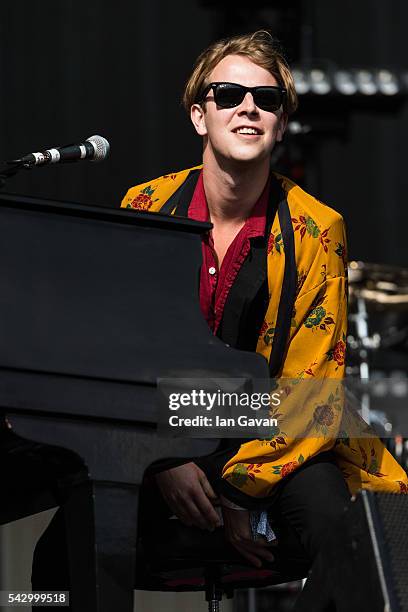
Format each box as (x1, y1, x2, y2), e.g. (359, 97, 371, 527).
(32, 454, 352, 611)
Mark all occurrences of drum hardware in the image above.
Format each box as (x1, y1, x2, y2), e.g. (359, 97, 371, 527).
(347, 261, 408, 454)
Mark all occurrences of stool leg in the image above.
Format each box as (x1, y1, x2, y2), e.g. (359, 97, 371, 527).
(205, 573, 223, 612)
(208, 601, 220, 612)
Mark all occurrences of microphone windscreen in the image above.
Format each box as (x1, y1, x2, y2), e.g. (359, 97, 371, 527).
(86, 135, 110, 162)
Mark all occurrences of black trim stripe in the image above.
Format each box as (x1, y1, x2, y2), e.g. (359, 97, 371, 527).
(159, 169, 201, 216)
(215, 177, 278, 351)
(268, 191, 297, 378)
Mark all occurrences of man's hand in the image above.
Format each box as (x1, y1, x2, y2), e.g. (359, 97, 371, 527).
(155, 462, 222, 531)
(222, 504, 275, 568)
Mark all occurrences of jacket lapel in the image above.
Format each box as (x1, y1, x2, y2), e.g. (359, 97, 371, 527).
(268, 188, 297, 377)
(159, 169, 200, 215)
(217, 175, 297, 378)
(215, 180, 278, 350)
(159, 169, 296, 378)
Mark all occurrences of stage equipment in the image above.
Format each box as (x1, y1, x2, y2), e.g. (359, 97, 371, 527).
(347, 261, 408, 365)
(0, 193, 270, 612)
(9, 135, 110, 167)
(345, 491, 408, 612)
(0, 135, 110, 188)
(347, 261, 408, 466)
(293, 67, 404, 100)
(297, 491, 408, 611)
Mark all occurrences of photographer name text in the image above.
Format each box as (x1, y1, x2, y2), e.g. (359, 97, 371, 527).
(168, 415, 278, 428)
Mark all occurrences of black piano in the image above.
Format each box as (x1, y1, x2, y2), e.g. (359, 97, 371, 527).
(0, 194, 269, 611)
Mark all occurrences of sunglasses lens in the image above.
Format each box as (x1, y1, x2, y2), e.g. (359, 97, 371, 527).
(214, 84, 245, 107)
(210, 84, 284, 112)
(254, 88, 282, 111)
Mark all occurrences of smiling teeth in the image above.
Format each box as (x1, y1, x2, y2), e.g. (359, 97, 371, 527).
(237, 127, 259, 134)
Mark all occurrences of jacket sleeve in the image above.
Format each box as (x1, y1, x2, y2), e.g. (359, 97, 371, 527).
(220, 214, 348, 503)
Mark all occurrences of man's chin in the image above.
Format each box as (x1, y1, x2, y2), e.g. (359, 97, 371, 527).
(209, 146, 271, 170)
(226, 151, 269, 165)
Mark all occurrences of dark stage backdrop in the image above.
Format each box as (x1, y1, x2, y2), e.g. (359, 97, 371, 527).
(0, 1, 407, 265)
(313, 0, 408, 266)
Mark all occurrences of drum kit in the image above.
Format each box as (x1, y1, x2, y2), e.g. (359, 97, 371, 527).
(347, 261, 408, 467)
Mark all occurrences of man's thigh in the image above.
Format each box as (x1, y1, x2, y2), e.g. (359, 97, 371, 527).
(271, 454, 351, 561)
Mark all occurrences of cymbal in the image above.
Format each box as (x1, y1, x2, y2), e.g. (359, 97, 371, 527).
(348, 261, 408, 311)
(348, 261, 408, 288)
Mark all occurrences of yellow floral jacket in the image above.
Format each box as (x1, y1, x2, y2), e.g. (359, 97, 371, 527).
(121, 166, 408, 501)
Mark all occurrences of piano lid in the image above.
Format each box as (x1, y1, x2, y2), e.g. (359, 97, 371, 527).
(0, 194, 269, 385)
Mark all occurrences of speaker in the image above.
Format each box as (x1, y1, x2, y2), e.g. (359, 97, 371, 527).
(347, 490, 408, 612)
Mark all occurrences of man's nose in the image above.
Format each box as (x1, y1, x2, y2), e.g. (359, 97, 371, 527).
(238, 91, 258, 114)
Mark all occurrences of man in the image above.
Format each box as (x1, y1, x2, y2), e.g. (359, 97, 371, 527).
(120, 30, 408, 608)
(34, 31, 407, 610)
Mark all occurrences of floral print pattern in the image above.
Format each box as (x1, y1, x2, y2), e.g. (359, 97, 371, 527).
(296, 270, 307, 297)
(398, 481, 408, 494)
(127, 185, 159, 211)
(326, 333, 347, 368)
(297, 360, 318, 378)
(335, 242, 347, 268)
(304, 294, 335, 332)
(267, 434, 287, 450)
(272, 454, 305, 477)
(227, 463, 263, 487)
(305, 305, 326, 328)
(259, 321, 275, 345)
(292, 214, 331, 253)
(312, 387, 342, 435)
(267, 231, 283, 255)
(359, 445, 387, 478)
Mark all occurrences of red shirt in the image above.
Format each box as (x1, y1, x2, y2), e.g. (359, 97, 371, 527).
(188, 171, 269, 333)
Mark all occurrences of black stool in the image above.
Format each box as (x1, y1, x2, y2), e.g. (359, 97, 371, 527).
(136, 517, 309, 611)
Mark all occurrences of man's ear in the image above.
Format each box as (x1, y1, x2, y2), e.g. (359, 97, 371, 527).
(276, 111, 288, 142)
(190, 103, 208, 136)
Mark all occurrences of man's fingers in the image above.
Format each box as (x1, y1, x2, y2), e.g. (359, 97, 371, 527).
(221, 505, 275, 566)
(160, 493, 192, 526)
(193, 489, 222, 528)
(155, 463, 221, 530)
(230, 538, 275, 565)
(199, 473, 218, 501)
(176, 512, 193, 527)
(191, 497, 221, 530)
(234, 544, 262, 568)
(173, 494, 215, 530)
(171, 499, 205, 529)
(251, 544, 275, 563)
(252, 538, 277, 551)
(242, 540, 275, 562)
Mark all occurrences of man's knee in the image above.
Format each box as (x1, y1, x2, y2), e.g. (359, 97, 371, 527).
(278, 459, 351, 555)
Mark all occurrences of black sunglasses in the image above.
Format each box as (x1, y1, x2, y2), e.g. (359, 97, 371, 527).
(198, 82, 286, 113)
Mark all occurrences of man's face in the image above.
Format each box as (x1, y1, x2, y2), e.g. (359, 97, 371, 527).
(191, 54, 287, 166)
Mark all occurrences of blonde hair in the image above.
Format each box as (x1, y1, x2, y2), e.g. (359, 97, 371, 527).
(183, 31, 298, 115)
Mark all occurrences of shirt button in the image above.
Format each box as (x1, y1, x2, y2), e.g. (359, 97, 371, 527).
(208, 266, 216, 275)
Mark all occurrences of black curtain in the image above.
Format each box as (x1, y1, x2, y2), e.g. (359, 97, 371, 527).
(0, 1, 213, 206)
(313, 0, 408, 264)
(1, 0, 407, 264)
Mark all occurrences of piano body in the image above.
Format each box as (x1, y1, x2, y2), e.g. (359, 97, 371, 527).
(0, 194, 269, 611)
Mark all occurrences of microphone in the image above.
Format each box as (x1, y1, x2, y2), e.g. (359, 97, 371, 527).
(11, 135, 110, 167)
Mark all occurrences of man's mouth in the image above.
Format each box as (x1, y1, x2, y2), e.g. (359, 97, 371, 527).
(233, 127, 262, 135)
